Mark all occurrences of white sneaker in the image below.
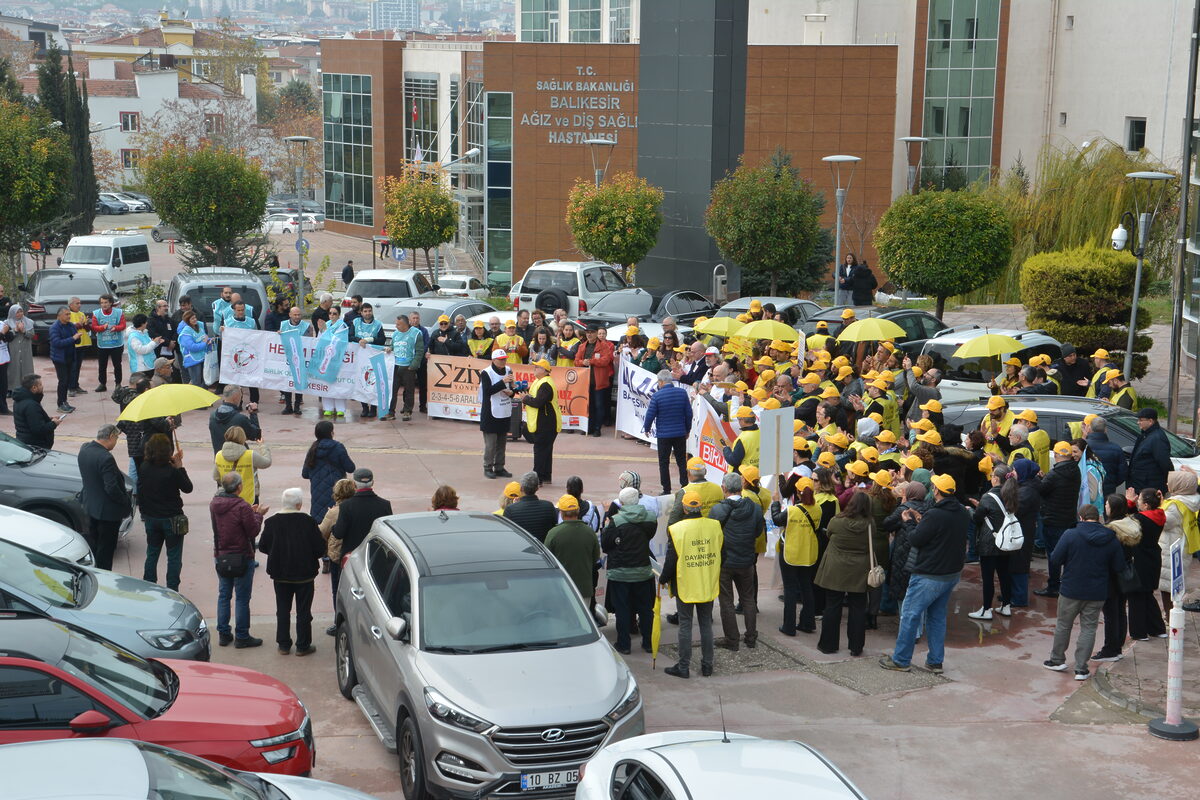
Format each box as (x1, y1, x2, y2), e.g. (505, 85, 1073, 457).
(997, 604, 1012, 617)
(967, 607, 993, 620)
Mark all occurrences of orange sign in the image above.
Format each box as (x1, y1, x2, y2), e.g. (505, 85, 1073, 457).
(427, 354, 591, 431)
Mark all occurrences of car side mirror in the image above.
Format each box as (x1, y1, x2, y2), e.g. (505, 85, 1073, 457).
(69, 709, 114, 735)
(56, 257, 62, 266)
(109, 282, 118, 292)
(592, 606, 609, 628)
(385, 616, 408, 641)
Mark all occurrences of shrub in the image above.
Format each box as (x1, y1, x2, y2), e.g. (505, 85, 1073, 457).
(1020, 248, 1138, 324)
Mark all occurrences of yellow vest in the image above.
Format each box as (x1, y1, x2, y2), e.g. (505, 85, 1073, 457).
(467, 336, 495, 358)
(524, 375, 562, 433)
(495, 333, 525, 366)
(683, 481, 725, 517)
(1028, 428, 1051, 473)
(214, 449, 255, 504)
(557, 337, 580, 367)
(806, 333, 834, 352)
(69, 310, 91, 347)
(782, 503, 819, 566)
(742, 485, 770, 553)
(1111, 385, 1138, 410)
(1007, 445, 1033, 466)
(980, 410, 1015, 457)
(735, 428, 761, 468)
(668, 517, 724, 603)
(880, 393, 901, 438)
(1086, 366, 1111, 399)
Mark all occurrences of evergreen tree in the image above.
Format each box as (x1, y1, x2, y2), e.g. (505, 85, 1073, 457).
(36, 42, 67, 123)
(0, 57, 24, 104)
(65, 51, 97, 234)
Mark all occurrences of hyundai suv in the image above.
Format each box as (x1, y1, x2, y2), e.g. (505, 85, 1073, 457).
(334, 511, 644, 800)
(508, 260, 629, 317)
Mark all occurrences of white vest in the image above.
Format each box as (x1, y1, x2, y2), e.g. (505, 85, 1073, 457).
(481, 366, 512, 419)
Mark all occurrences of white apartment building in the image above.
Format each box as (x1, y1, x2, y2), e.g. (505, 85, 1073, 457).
(369, 0, 420, 32)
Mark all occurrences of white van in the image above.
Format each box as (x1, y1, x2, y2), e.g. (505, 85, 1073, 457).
(58, 234, 152, 292)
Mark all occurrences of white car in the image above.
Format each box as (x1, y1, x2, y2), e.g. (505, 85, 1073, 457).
(437, 273, 490, 299)
(576, 730, 868, 800)
(0, 504, 93, 565)
(98, 192, 143, 213)
(261, 213, 321, 234)
(920, 328, 1063, 404)
(508, 259, 629, 317)
(0, 738, 378, 800)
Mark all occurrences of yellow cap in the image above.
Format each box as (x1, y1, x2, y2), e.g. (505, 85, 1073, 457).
(863, 370, 880, 380)
(695, 316, 708, 324)
(687, 457, 706, 471)
(912, 418, 935, 431)
(647, 337, 661, 349)
(832, 356, 850, 368)
(1016, 409, 1038, 422)
(816, 320, 829, 330)
(879, 370, 895, 381)
(811, 361, 830, 373)
(1104, 369, 1122, 382)
(557, 494, 580, 512)
(681, 491, 703, 510)
(987, 395, 1008, 411)
(739, 464, 761, 483)
(828, 432, 850, 449)
(734, 380, 749, 392)
(626, 326, 640, 337)
(978, 456, 995, 474)
(837, 365, 855, 380)
(437, 314, 451, 323)
(930, 473, 956, 494)
(1091, 348, 1110, 359)
(920, 399, 943, 413)
(754, 355, 774, 367)
(793, 436, 811, 451)
(531, 358, 552, 370)
(503, 481, 521, 499)
(736, 313, 751, 322)
(674, 344, 688, 353)
(474, 320, 485, 329)
(796, 476, 815, 491)
(917, 430, 943, 445)
(761, 398, 782, 410)
(911, 366, 924, 378)
(793, 419, 805, 433)
(799, 373, 821, 386)
(871, 470, 893, 488)
(868, 412, 884, 425)
(817, 451, 837, 468)
(749, 299, 763, 311)
(841, 309, 856, 320)
(505, 319, 516, 328)
(876, 430, 898, 444)
(1004, 357, 1022, 367)
(904, 455, 924, 471)
(1030, 354, 1051, 367)
(869, 379, 889, 391)
(820, 386, 840, 399)
(1054, 441, 1073, 456)
(758, 370, 777, 382)
(847, 460, 870, 476)
(880, 342, 896, 353)
(735, 405, 756, 419)
(749, 388, 770, 402)
(1083, 413, 1098, 427)
(860, 446, 880, 462)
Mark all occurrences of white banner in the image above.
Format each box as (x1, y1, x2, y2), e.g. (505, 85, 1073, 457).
(219, 327, 392, 403)
(687, 396, 736, 484)
(758, 405, 797, 485)
(615, 358, 659, 445)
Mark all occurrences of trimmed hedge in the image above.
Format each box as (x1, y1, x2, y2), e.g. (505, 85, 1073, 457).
(1020, 247, 1138, 324)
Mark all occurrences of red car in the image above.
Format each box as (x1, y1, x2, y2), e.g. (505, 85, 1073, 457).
(0, 613, 314, 775)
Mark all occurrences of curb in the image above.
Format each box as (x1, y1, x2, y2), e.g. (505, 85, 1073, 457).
(1091, 666, 1165, 720)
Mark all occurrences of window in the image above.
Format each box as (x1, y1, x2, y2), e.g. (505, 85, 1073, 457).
(568, 0, 601, 42)
(120, 149, 140, 170)
(600, 269, 628, 290)
(1066, 15, 1074, 29)
(449, 79, 460, 163)
(119, 111, 140, 132)
(486, 91, 513, 283)
(610, 0, 633, 42)
(367, 539, 400, 596)
(612, 761, 676, 800)
(384, 562, 411, 618)
(203, 114, 224, 135)
(0, 667, 99, 729)
(521, 0, 554, 42)
(269, 71, 282, 84)
(323, 72, 374, 226)
(405, 76, 438, 162)
(1126, 117, 1147, 152)
(937, 19, 950, 49)
(1059, 112, 1067, 126)
(964, 17, 977, 50)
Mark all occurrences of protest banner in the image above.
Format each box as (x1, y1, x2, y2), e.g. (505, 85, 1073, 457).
(615, 358, 658, 445)
(687, 395, 736, 484)
(427, 355, 590, 431)
(758, 405, 797, 489)
(219, 328, 392, 404)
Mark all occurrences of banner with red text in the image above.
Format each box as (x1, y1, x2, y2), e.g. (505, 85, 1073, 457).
(687, 395, 737, 483)
(219, 327, 391, 403)
(427, 354, 590, 431)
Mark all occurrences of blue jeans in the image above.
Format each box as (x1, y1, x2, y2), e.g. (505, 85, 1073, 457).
(185, 363, 205, 386)
(893, 574, 959, 667)
(1010, 572, 1030, 606)
(1043, 525, 1067, 591)
(1034, 515, 1045, 549)
(143, 516, 184, 590)
(216, 559, 257, 639)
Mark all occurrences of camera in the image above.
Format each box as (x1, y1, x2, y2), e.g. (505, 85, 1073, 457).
(1110, 223, 1128, 251)
(512, 379, 530, 393)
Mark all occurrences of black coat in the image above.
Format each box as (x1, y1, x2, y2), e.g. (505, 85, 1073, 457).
(848, 263, 877, 305)
(209, 403, 261, 452)
(1086, 432, 1127, 496)
(258, 511, 327, 581)
(1011, 481, 1042, 574)
(12, 387, 55, 449)
(503, 495, 559, 542)
(1131, 511, 1165, 592)
(147, 312, 175, 358)
(479, 365, 512, 435)
(601, 509, 656, 571)
(1038, 459, 1082, 528)
(1054, 356, 1092, 397)
(709, 495, 764, 569)
(331, 489, 393, 555)
(885, 498, 927, 599)
(909, 496, 969, 576)
(78, 440, 131, 522)
(1128, 422, 1172, 493)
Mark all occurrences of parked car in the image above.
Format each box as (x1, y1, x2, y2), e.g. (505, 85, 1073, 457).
(150, 222, 180, 242)
(261, 213, 320, 235)
(16, 268, 112, 355)
(167, 268, 269, 328)
(0, 504, 92, 565)
(508, 259, 629, 317)
(268, 196, 325, 222)
(98, 192, 138, 213)
(334, 511, 643, 800)
(266, 266, 313, 307)
(94, 195, 127, 215)
(799, 306, 951, 358)
(436, 273, 490, 299)
(343, 269, 441, 337)
(58, 233, 152, 294)
(716, 296, 823, 328)
(577, 287, 719, 328)
(920, 328, 1062, 404)
(0, 614, 311, 774)
(111, 192, 151, 212)
(576, 730, 867, 800)
(1, 739, 377, 800)
(0, 430, 133, 535)
(379, 297, 495, 344)
(118, 190, 155, 211)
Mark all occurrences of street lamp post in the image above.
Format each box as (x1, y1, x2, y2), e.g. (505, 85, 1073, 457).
(283, 135, 316, 286)
(1111, 170, 1173, 381)
(584, 137, 617, 188)
(899, 136, 930, 194)
(822, 154, 861, 306)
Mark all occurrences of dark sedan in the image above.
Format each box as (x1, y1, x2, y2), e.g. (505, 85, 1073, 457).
(716, 296, 822, 327)
(577, 287, 719, 328)
(17, 269, 115, 356)
(798, 306, 950, 357)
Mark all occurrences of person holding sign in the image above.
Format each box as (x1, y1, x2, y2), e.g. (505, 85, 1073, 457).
(352, 303, 385, 418)
(279, 307, 312, 416)
(660, 492, 724, 679)
(90, 293, 126, 393)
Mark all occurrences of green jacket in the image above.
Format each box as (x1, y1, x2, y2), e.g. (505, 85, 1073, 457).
(544, 520, 601, 600)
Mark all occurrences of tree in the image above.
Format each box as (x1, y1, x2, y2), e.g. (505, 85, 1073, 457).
(35, 42, 66, 123)
(277, 80, 317, 116)
(565, 171, 663, 283)
(382, 167, 458, 281)
(873, 190, 1012, 319)
(705, 148, 824, 295)
(64, 51, 97, 235)
(738, 226, 834, 297)
(0, 100, 72, 280)
(0, 57, 24, 104)
(140, 144, 270, 269)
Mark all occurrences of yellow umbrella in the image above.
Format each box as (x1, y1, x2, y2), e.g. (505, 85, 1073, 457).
(951, 332, 1024, 360)
(836, 317, 907, 342)
(117, 383, 220, 421)
(693, 316, 744, 338)
(735, 319, 799, 342)
(651, 583, 663, 669)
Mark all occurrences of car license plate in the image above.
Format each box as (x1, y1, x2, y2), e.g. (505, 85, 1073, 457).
(520, 769, 579, 791)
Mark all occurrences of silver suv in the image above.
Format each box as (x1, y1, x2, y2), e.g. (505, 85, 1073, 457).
(334, 511, 644, 800)
(508, 260, 628, 317)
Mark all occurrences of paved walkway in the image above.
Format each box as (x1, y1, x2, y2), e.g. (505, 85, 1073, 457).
(1096, 613, 1200, 721)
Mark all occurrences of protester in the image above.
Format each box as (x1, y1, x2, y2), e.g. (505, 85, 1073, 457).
(77, 424, 132, 571)
(177, 310, 211, 387)
(5, 306, 33, 394)
(138, 433, 192, 591)
(301, 420, 356, 526)
(149, 357, 174, 388)
(13, 374, 59, 449)
(48, 307, 80, 412)
(91, 294, 126, 392)
(661, 492, 723, 678)
(1094, 494, 1139, 662)
(431, 485, 459, 510)
(213, 425, 272, 503)
(1086, 417, 1127, 497)
(479, 349, 515, 478)
(709, 472, 763, 651)
(279, 306, 311, 415)
(1035, 442, 1084, 598)
(114, 375, 169, 484)
(317, 306, 349, 418)
(643, 369, 692, 495)
(67, 297, 91, 394)
(318, 479, 356, 599)
(1053, 345, 1091, 397)
(213, 471, 266, 648)
(328, 468, 393, 635)
(771, 477, 821, 636)
(602, 486, 657, 654)
(1122, 488, 1168, 640)
(503, 471, 558, 542)
(518, 358, 562, 485)
(126, 313, 160, 379)
(258, 488, 326, 656)
(815, 491, 873, 656)
(576, 323, 614, 436)
(495, 481, 521, 515)
(209, 385, 261, 451)
(969, 465, 1018, 620)
(544, 494, 601, 604)
(724, 406, 761, 471)
(1160, 471, 1200, 612)
(0, 312, 11, 415)
(1128, 407, 1172, 493)
(1010, 459, 1043, 607)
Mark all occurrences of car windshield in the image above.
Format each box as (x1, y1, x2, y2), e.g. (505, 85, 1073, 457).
(35, 273, 109, 297)
(61, 245, 111, 266)
(587, 291, 654, 317)
(1107, 414, 1198, 458)
(59, 630, 173, 718)
(0, 431, 35, 464)
(349, 280, 412, 299)
(0, 538, 80, 607)
(420, 570, 597, 653)
(142, 744, 265, 800)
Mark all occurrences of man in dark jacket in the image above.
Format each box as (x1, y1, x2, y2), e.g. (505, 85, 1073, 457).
(257, 488, 327, 656)
(1035, 441, 1084, 598)
(212, 471, 265, 648)
(1043, 504, 1127, 680)
(13, 374, 59, 450)
(643, 370, 693, 495)
(78, 424, 132, 571)
(602, 487, 657, 654)
(1128, 407, 1172, 493)
(503, 471, 559, 542)
(209, 385, 260, 452)
(881, 473, 967, 673)
(709, 472, 764, 651)
(849, 261, 878, 306)
(1053, 345, 1091, 397)
(148, 299, 176, 361)
(1086, 417, 1127, 497)
(327, 468, 392, 636)
(479, 349, 514, 478)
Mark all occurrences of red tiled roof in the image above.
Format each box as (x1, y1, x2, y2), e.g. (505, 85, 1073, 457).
(94, 28, 165, 46)
(82, 79, 137, 97)
(268, 57, 302, 68)
(176, 81, 222, 99)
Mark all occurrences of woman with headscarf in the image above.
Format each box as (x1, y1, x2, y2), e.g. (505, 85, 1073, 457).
(6, 305, 33, 394)
(1008, 458, 1042, 607)
(1159, 471, 1199, 613)
(0, 307, 12, 413)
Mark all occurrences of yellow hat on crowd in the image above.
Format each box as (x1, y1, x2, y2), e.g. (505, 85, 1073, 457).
(734, 380, 749, 392)
(820, 386, 840, 399)
(735, 405, 757, 419)
(557, 494, 580, 512)
(917, 430, 943, 446)
(816, 320, 829, 331)
(1053, 441, 1074, 456)
(474, 320, 485, 329)
(863, 370, 880, 380)
(749, 387, 770, 402)
(796, 476, 815, 492)
(647, 337, 661, 349)
(1083, 413, 1098, 427)
(437, 314, 451, 323)
(863, 413, 881, 426)
(912, 418, 935, 431)
(877, 370, 894, 382)
(793, 436, 811, 451)
(503, 481, 522, 499)
(1091, 348, 1110, 359)
(737, 313, 751, 323)
(978, 456, 995, 474)
(837, 365, 855, 380)
(687, 456, 706, 471)
(799, 373, 822, 386)
(904, 455, 924, 472)
(674, 344, 688, 353)
(739, 464, 761, 483)
(833, 355, 850, 368)
(761, 398, 782, 410)
(827, 432, 850, 449)
(1004, 357, 1022, 367)
(695, 317, 708, 325)
(930, 473, 956, 494)
(869, 379, 889, 391)
(769, 339, 789, 352)
(871, 471, 893, 488)
(812, 360, 830, 372)
(920, 399, 943, 413)
(1105, 369, 1123, 382)
(531, 358, 552, 370)
(841, 309, 856, 320)
(754, 355, 774, 367)
(749, 299, 763, 311)
(860, 446, 880, 462)
(626, 326, 640, 337)
(880, 342, 896, 353)
(505, 319, 517, 328)
(1030, 354, 1051, 367)
(987, 395, 1008, 411)
(912, 366, 924, 379)
(1016, 409, 1038, 423)
(758, 370, 777, 383)
(876, 429, 898, 444)
(793, 419, 805, 433)
(846, 460, 870, 477)
(681, 492, 703, 510)
(817, 451, 837, 469)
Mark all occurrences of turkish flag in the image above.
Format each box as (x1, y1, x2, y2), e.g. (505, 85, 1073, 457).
(411, 101, 417, 122)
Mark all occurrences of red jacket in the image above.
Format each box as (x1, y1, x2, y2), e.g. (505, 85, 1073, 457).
(575, 338, 615, 389)
(90, 309, 127, 334)
(211, 493, 263, 557)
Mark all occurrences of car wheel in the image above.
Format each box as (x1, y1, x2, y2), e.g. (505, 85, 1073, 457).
(151, 230, 162, 243)
(26, 505, 74, 529)
(335, 621, 357, 700)
(398, 715, 432, 800)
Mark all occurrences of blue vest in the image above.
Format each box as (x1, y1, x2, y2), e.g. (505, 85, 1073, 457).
(220, 305, 254, 327)
(224, 315, 256, 330)
(279, 319, 312, 336)
(354, 317, 382, 343)
(392, 327, 422, 367)
(93, 308, 124, 349)
(126, 329, 156, 372)
(212, 298, 231, 322)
